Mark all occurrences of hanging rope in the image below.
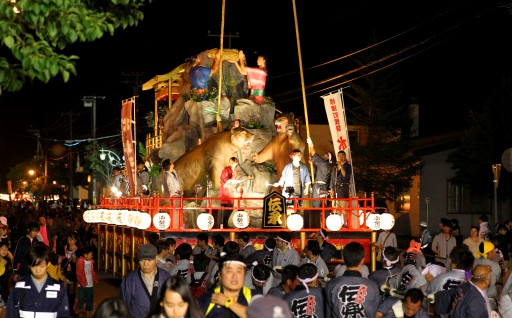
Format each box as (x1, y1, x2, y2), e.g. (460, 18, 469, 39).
(291, 0, 314, 184)
(216, 0, 226, 132)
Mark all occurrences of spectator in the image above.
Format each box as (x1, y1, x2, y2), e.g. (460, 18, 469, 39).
(473, 241, 501, 299)
(192, 233, 216, 259)
(12, 221, 40, 280)
(46, 252, 67, 289)
(62, 231, 82, 313)
(6, 245, 69, 317)
(0, 240, 12, 316)
(76, 246, 98, 318)
(247, 295, 292, 318)
(120, 244, 170, 318)
(431, 218, 456, 268)
(170, 243, 193, 280)
(493, 224, 510, 269)
(94, 297, 130, 318)
(478, 214, 491, 241)
(36, 216, 57, 253)
(462, 226, 483, 259)
(188, 253, 210, 299)
(148, 276, 205, 318)
(156, 239, 171, 274)
(375, 229, 397, 264)
(237, 232, 256, 260)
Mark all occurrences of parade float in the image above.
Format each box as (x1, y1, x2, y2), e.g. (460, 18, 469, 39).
(88, 2, 387, 278)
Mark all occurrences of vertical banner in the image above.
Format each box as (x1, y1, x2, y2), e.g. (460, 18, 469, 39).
(121, 98, 136, 197)
(321, 89, 356, 196)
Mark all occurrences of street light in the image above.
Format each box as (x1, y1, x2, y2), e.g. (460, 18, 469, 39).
(492, 164, 501, 224)
(28, 169, 35, 176)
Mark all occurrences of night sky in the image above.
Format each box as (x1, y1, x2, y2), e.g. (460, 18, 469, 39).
(0, 0, 510, 191)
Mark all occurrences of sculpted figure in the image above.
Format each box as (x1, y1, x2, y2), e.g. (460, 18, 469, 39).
(173, 127, 254, 197)
(253, 114, 305, 180)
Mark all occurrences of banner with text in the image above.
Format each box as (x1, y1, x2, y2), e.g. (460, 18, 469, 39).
(121, 98, 136, 197)
(321, 89, 356, 196)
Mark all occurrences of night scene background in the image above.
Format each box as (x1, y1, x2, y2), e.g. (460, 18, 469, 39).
(1, 0, 511, 193)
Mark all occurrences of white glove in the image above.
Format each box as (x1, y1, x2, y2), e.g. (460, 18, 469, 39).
(306, 137, 313, 147)
(427, 293, 435, 304)
(391, 300, 404, 318)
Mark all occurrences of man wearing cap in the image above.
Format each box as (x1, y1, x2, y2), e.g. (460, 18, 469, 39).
(326, 242, 380, 318)
(247, 294, 293, 318)
(473, 241, 501, 300)
(199, 253, 253, 318)
(312, 229, 341, 263)
(120, 243, 170, 318)
(284, 263, 325, 318)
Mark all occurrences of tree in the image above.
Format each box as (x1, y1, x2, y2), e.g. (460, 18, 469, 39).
(0, 0, 150, 94)
(84, 141, 123, 188)
(346, 59, 421, 200)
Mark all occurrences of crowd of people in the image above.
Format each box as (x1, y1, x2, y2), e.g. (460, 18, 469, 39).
(2, 196, 512, 318)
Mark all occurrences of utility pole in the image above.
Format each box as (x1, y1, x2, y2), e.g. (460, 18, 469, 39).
(207, 30, 239, 49)
(121, 72, 144, 97)
(83, 96, 105, 205)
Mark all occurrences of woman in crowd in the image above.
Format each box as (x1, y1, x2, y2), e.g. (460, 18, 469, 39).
(147, 276, 205, 318)
(462, 226, 482, 259)
(62, 231, 82, 314)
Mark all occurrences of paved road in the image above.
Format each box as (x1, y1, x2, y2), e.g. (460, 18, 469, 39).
(91, 271, 122, 313)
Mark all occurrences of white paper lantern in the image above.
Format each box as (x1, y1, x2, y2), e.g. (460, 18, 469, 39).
(380, 213, 395, 230)
(197, 213, 214, 231)
(153, 212, 171, 231)
(104, 210, 113, 224)
(232, 211, 250, 229)
(138, 213, 152, 230)
(89, 210, 98, 223)
(127, 210, 140, 228)
(83, 210, 90, 223)
(326, 214, 343, 231)
(366, 213, 381, 231)
(287, 214, 304, 231)
(115, 210, 128, 226)
(98, 209, 106, 223)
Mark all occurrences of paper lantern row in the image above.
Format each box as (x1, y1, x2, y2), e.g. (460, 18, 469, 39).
(366, 213, 395, 231)
(83, 209, 171, 230)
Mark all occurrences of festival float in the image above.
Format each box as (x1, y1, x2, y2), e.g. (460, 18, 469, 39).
(87, 2, 387, 278)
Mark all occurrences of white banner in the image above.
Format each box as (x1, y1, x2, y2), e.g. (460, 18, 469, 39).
(321, 89, 356, 196)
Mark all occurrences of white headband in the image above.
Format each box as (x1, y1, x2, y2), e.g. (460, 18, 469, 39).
(383, 253, 399, 268)
(320, 230, 327, 240)
(277, 236, 291, 249)
(299, 273, 319, 293)
(223, 260, 246, 268)
(251, 266, 268, 284)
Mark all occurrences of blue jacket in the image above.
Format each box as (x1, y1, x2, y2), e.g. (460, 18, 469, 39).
(120, 268, 170, 318)
(6, 275, 69, 318)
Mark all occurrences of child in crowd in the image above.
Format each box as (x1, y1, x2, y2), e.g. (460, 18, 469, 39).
(76, 246, 98, 318)
(0, 240, 12, 317)
(46, 252, 67, 289)
(169, 243, 193, 280)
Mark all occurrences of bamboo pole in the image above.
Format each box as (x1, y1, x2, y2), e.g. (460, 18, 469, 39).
(291, 0, 314, 184)
(216, 0, 226, 132)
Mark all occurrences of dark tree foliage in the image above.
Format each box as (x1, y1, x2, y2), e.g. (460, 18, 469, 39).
(345, 58, 421, 200)
(448, 77, 512, 198)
